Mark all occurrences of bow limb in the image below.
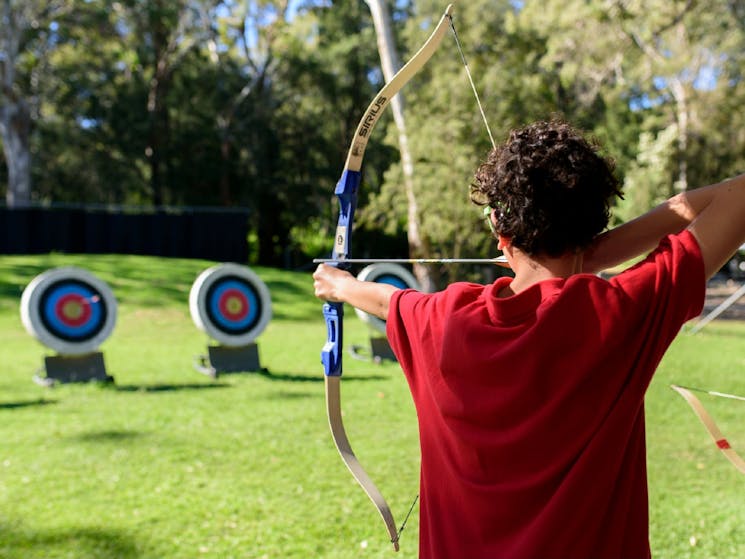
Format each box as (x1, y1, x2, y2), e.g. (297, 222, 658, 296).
(671, 384, 745, 475)
(330, 3, 456, 265)
(326, 376, 399, 549)
(321, 4, 456, 551)
(342, 3, 456, 174)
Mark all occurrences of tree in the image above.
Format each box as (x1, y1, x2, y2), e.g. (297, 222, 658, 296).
(112, 0, 209, 206)
(196, 0, 297, 265)
(364, 0, 436, 291)
(199, 0, 291, 207)
(0, 0, 68, 207)
(517, 0, 745, 211)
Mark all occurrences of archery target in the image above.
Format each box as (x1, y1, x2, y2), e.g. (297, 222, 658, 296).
(20, 267, 118, 355)
(189, 264, 272, 347)
(355, 264, 421, 334)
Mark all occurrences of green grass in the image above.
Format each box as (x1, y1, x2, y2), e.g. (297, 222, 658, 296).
(0, 253, 744, 558)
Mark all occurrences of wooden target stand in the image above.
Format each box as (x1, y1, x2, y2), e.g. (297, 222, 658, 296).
(20, 267, 117, 385)
(189, 264, 272, 377)
(351, 264, 421, 363)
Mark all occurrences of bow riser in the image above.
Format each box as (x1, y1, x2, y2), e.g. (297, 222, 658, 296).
(321, 302, 343, 377)
(322, 169, 362, 379)
(332, 170, 362, 261)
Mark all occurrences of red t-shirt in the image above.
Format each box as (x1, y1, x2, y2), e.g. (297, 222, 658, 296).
(386, 230, 705, 559)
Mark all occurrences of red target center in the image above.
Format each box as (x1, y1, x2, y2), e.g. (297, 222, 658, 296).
(218, 289, 249, 321)
(55, 293, 92, 327)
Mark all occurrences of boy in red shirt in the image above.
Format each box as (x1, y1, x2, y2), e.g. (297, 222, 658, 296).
(313, 119, 745, 558)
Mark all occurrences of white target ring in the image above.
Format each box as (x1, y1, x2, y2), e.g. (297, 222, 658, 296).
(189, 264, 272, 347)
(355, 264, 421, 335)
(20, 267, 118, 355)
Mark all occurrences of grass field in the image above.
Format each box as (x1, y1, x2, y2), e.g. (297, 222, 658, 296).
(0, 253, 743, 559)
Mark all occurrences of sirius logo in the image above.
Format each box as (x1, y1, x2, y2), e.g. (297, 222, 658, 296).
(359, 96, 387, 138)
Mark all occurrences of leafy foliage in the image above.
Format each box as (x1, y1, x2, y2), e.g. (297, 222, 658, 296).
(2, 0, 745, 273)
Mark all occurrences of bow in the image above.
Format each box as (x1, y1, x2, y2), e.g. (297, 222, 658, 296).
(671, 384, 745, 474)
(321, 4, 456, 551)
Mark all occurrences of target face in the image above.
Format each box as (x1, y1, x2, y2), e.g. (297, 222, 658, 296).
(20, 267, 118, 355)
(189, 264, 272, 346)
(355, 264, 421, 334)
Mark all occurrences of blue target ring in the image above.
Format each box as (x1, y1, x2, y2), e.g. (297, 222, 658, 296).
(373, 274, 410, 290)
(205, 277, 261, 335)
(40, 280, 107, 342)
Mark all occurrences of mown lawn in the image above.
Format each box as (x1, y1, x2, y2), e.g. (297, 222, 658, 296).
(0, 253, 743, 559)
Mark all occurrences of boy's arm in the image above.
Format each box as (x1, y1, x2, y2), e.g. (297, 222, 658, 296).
(313, 264, 398, 320)
(687, 175, 745, 279)
(584, 174, 745, 279)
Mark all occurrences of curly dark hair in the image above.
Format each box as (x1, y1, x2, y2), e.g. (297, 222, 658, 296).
(471, 119, 623, 257)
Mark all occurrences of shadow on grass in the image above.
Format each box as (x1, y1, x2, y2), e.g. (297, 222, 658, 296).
(0, 262, 49, 300)
(0, 523, 144, 559)
(257, 370, 388, 383)
(72, 429, 144, 443)
(264, 390, 316, 400)
(113, 382, 231, 393)
(0, 399, 57, 411)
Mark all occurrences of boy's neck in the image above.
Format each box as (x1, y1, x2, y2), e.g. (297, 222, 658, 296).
(501, 247, 583, 296)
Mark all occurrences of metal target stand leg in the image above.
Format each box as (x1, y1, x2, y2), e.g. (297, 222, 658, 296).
(690, 282, 745, 334)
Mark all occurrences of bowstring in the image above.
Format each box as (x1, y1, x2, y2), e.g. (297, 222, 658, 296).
(448, 14, 497, 150)
(393, 13, 497, 548)
(676, 384, 745, 402)
(394, 494, 419, 544)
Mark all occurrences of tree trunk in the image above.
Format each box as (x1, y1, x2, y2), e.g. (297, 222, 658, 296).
(1, 0, 32, 208)
(218, 133, 233, 206)
(0, 98, 32, 208)
(669, 77, 689, 192)
(146, 55, 170, 207)
(364, 0, 436, 292)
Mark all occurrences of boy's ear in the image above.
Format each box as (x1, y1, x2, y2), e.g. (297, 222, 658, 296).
(497, 234, 512, 252)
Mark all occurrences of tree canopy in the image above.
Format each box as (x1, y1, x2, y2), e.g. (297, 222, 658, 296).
(1, 0, 744, 276)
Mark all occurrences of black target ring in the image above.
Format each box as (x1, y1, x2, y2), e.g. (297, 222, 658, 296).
(204, 275, 263, 335)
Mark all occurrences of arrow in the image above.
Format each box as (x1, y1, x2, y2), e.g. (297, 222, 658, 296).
(314, 256, 510, 267)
